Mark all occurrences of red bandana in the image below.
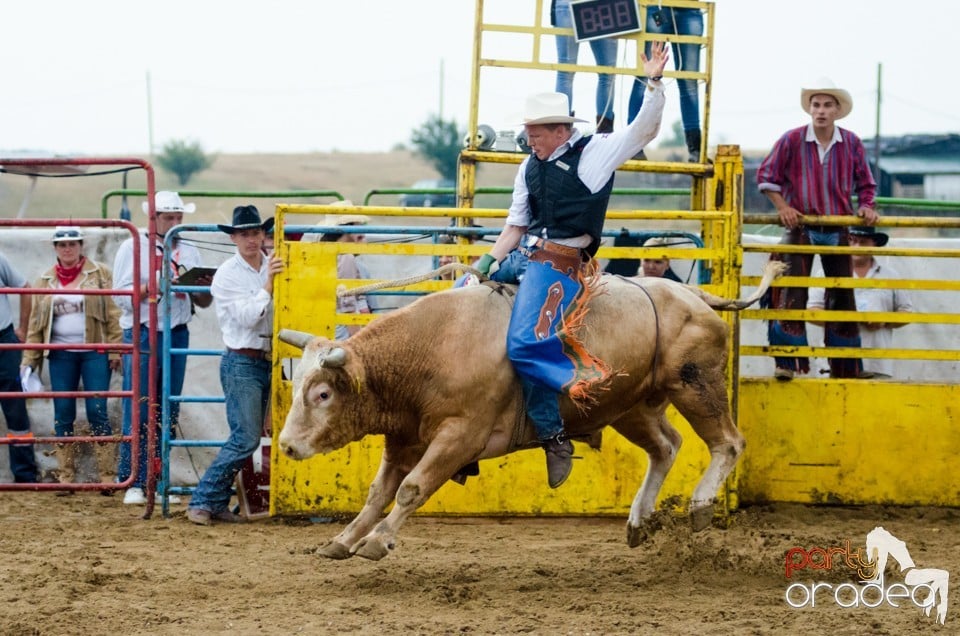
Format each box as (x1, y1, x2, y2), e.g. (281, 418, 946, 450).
(55, 256, 86, 287)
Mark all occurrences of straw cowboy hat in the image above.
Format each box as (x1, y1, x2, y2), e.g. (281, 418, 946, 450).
(51, 226, 85, 243)
(322, 213, 370, 227)
(141, 190, 196, 214)
(519, 92, 587, 125)
(800, 78, 853, 119)
(217, 205, 275, 234)
(848, 226, 889, 247)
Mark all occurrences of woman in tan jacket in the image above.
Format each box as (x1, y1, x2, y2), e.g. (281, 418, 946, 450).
(23, 227, 122, 492)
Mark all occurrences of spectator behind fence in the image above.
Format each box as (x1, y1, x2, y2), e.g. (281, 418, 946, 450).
(22, 227, 122, 493)
(757, 77, 878, 381)
(808, 226, 913, 379)
(187, 205, 282, 525)
(628, 5, 705, 161)
(303, 211, 371, 340)
(551, 0, 618, 133)
(640, 236, 683, 282)
(112, 191, 213, 505)
(0, 250, 37, 483)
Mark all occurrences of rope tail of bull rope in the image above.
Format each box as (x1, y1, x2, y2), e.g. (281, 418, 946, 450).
(337, 263, 489, 298)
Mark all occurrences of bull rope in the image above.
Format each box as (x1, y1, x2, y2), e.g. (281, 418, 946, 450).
(615, 276, 662, 388)
(337, 263, 487, 298)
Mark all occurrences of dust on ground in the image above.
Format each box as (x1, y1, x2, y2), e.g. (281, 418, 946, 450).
(1, 493, 957, 635)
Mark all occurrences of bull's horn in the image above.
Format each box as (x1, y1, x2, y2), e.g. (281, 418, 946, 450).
(278, 329, 315, 350)
(322, 347, 347, 368)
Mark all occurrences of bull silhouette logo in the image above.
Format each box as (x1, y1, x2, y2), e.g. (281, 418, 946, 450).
(863, 526, 949, 625)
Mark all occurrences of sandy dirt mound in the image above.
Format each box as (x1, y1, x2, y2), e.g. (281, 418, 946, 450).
(0, 494, 956, 635)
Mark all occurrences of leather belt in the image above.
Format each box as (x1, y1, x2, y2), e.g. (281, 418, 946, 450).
(227, 347, 271, 361)
(526, 237, 582, 258)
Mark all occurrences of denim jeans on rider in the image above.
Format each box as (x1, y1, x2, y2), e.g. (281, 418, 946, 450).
(0, 324, 36, 482)
(491, 249, 565, 441)
(118, 324, 188, 488)
(48, 350, 113, 437)
(553, 0, 618, 121)
(188, 350, 270, 515)
(627, 7, 703, 130)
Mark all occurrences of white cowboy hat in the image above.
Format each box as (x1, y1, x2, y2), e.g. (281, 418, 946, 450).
(142, 190, 196, 214)
(800, 78, 853, 119)
(519, 92, 587, 126)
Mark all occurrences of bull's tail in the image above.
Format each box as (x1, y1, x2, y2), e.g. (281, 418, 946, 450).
(686, 260, 788, 311)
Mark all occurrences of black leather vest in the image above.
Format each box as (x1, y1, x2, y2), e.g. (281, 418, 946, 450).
(525, 136, 614, 256)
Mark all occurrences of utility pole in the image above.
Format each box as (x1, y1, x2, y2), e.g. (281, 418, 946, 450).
(439, 59, 445, 121)
(873, 63, 882, 184)
(146, 70, 155, 156)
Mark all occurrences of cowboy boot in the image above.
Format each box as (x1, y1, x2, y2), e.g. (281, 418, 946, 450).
(94, 443, 118, 495)
(54, 444, 78, 496)
(543, 436, 574, 489)
(595, 114, 614, 134)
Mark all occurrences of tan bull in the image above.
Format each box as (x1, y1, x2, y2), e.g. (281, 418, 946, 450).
(277, 264, 784, 561)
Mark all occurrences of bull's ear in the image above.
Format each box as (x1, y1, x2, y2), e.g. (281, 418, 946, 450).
(279, 329, 315, 350)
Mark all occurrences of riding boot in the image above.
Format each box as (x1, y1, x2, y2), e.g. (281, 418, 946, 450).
(54, 444, 78, 496)
(543, 435, 574, 489)
(595, 115, 614, 134)
(685, 129, 702, 162)
(521, 379, 574, 489)
(94, 443, 118, 496)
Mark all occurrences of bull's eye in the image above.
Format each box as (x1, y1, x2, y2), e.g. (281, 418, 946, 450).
(306, 381, 334, 407)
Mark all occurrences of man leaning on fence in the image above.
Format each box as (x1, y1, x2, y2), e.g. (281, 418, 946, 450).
(758, 78, 878, 380)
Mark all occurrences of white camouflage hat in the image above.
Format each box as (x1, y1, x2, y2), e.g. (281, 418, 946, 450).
(142, 190, 196, 214)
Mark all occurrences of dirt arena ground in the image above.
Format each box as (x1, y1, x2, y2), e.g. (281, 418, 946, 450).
(0, 493, 956, 635)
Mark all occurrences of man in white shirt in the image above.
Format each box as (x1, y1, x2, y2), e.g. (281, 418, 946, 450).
(808, 226, 913, 378)
(112, 191, 212, 505)
(474, 42, 668, 489)
(187, 205, 283, 525)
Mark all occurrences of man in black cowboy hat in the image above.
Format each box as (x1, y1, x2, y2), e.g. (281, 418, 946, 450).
(808, 226, 913, 379)
(188, 205, 283, 525)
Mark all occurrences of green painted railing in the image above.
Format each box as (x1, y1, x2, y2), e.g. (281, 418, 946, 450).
(101, 189, 345, 218)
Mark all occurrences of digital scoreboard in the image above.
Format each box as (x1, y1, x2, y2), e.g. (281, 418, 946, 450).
(570, 0, 642, 42)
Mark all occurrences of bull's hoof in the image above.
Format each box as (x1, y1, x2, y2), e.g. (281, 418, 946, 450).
(690, 504, 715, 532)
(351, 537, 393, 561)
(316, 541, 353, 560)
(626, 524, 646, 548)
(625, 517, 662, 548)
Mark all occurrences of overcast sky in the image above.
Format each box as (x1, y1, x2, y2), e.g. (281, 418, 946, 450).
(2, 0, 957, 156)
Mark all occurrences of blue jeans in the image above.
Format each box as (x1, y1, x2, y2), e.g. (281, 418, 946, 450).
(189, 351, 270, 514)
(628, 7, 703, 130)
(553, 0, 618, 120)
(118, 324, 188, 488)
(768, 228, 862, 378)
(492, 249, 565, 441)
(48, 350, 112, 437)
(0, 324, 36, 482)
